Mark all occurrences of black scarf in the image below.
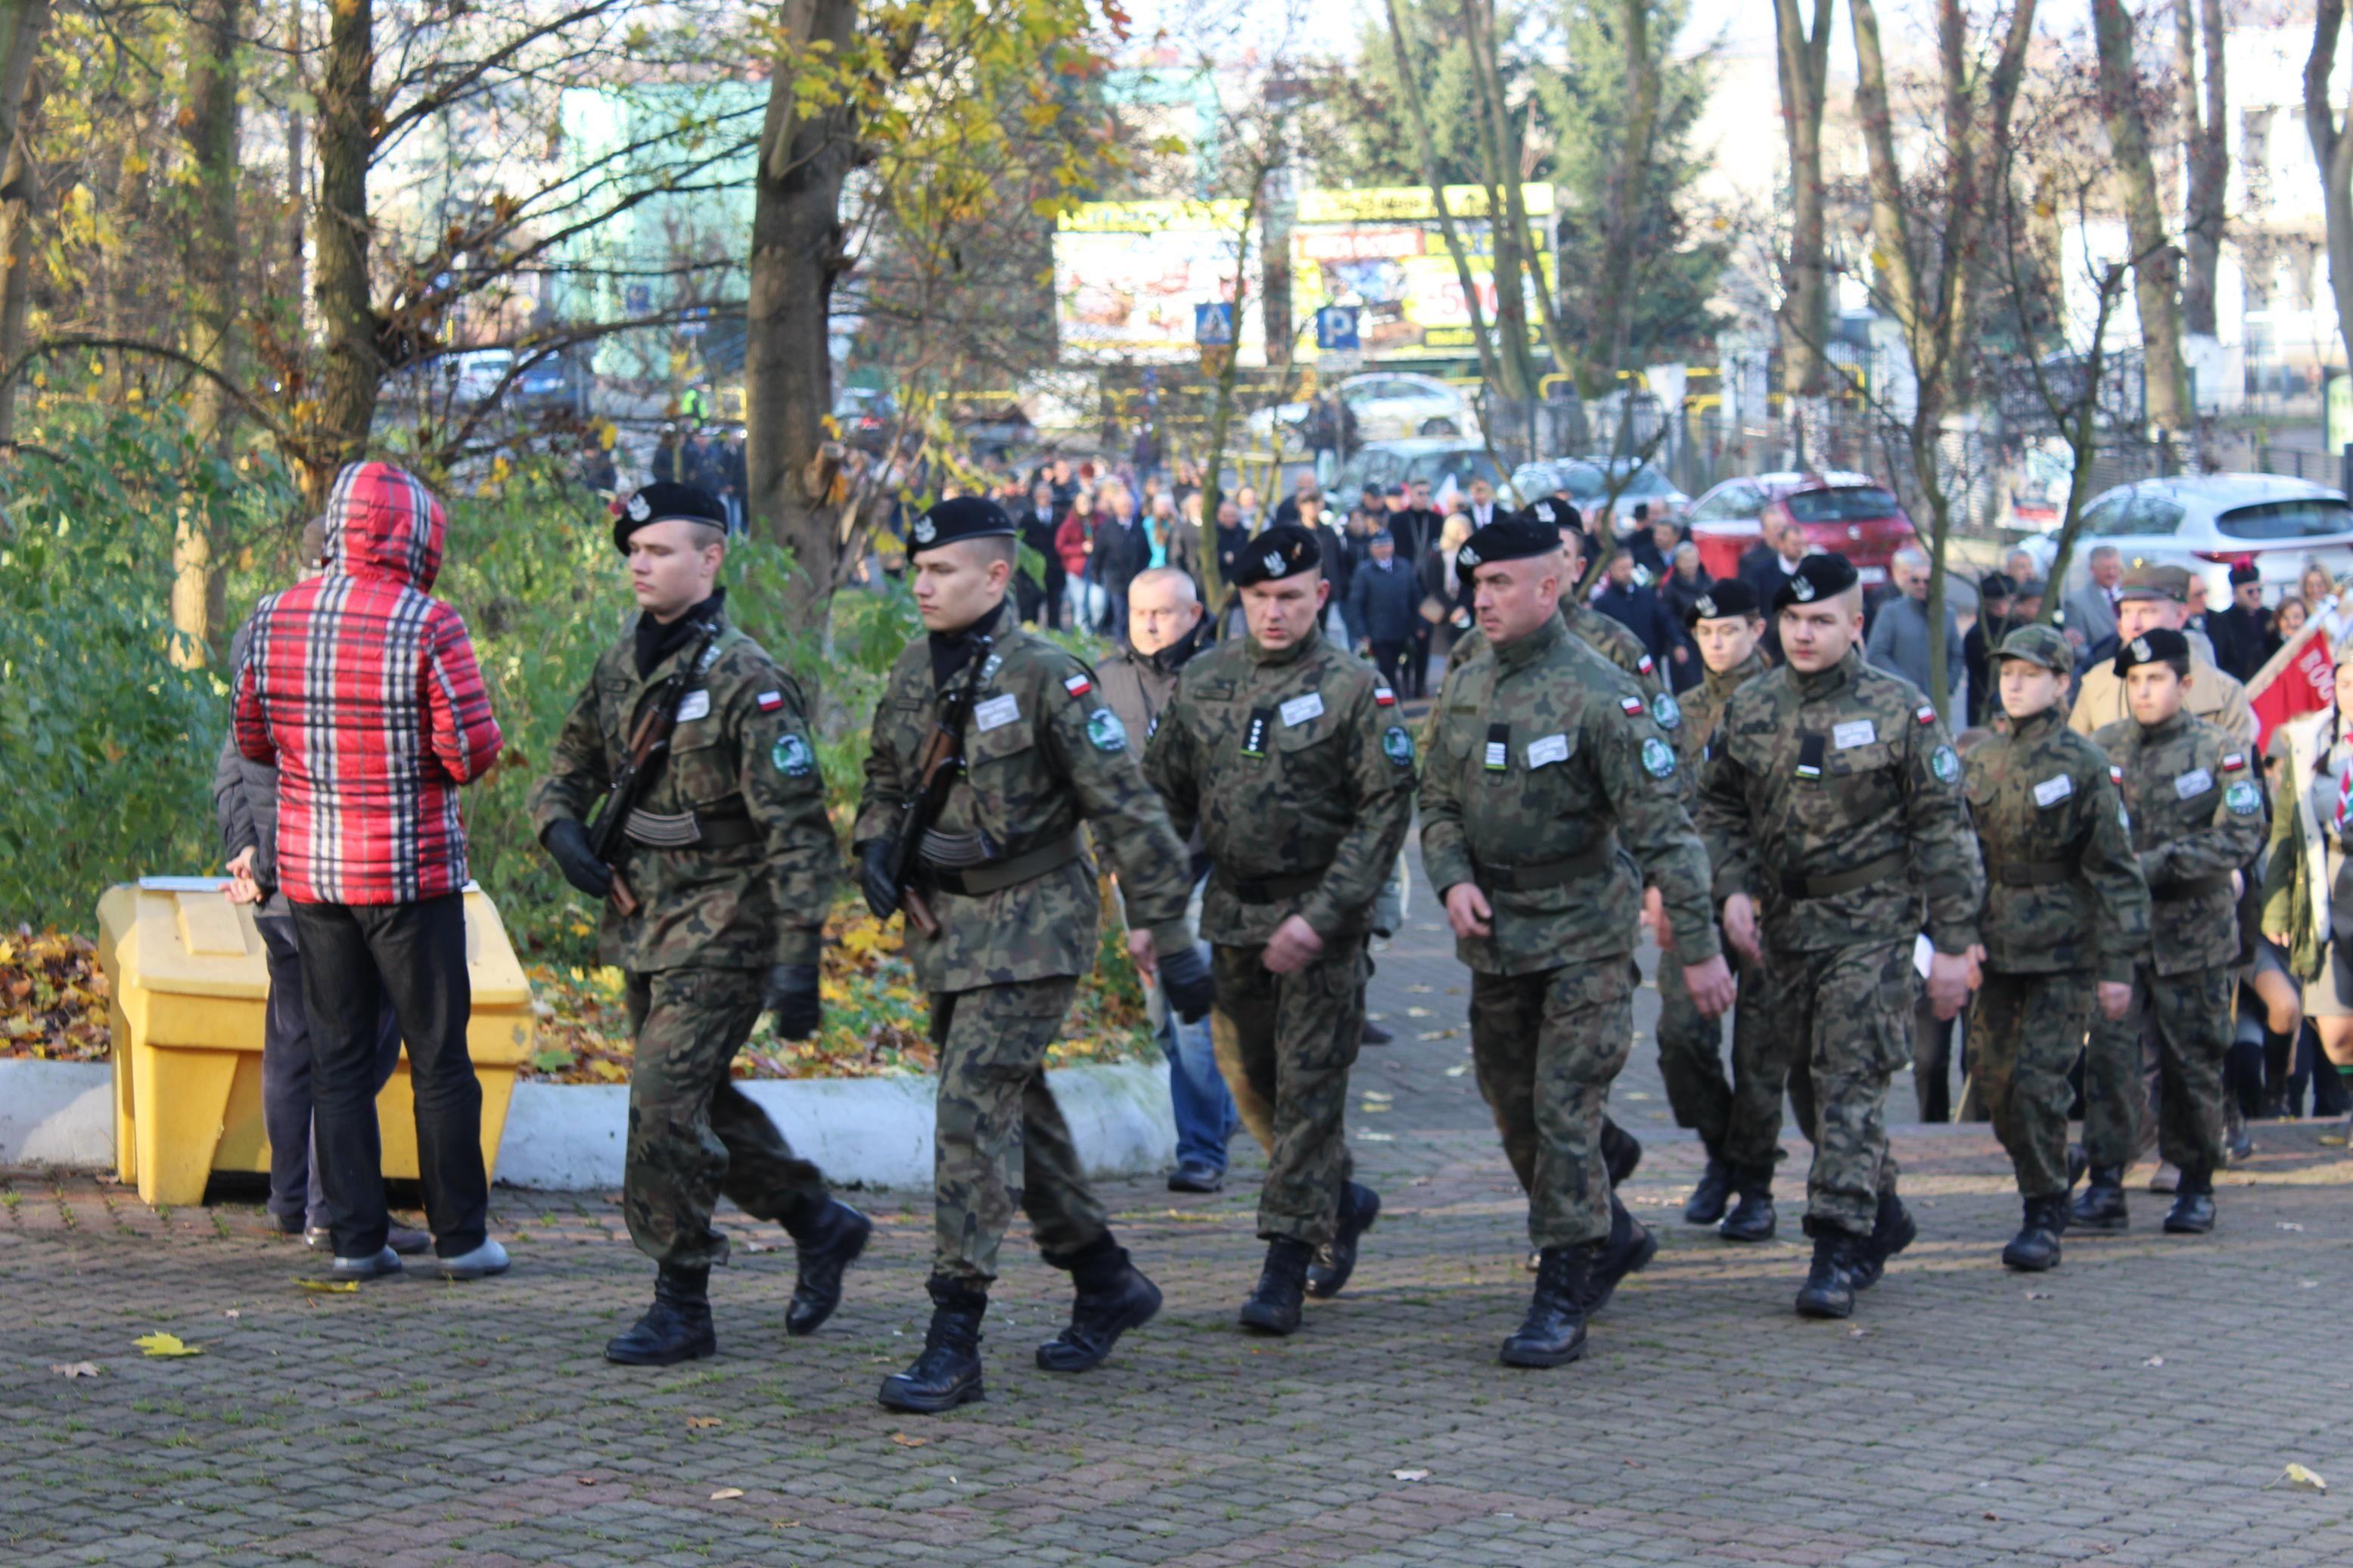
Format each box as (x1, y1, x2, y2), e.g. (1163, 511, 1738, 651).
(929, 600, 1006, 688)
(634, 588, 726, 678)
(1141, 611, 1213, 678)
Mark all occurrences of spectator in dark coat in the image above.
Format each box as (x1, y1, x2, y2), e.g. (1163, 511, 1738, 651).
(1961, 572, 2015, 728)
(1629, 511, 1685, 580)
(1344, 529, 1420, 691)
(1655, 541, 1713, 691)
(1593, 545, 1680, 665)
(2211, 561, 2274, 682)
(1092, 487, 1151, 634)
(1021, 481, 1065, 629)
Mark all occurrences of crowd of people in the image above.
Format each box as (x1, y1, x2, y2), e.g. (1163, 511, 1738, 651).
(210, 449, 2353, 1414)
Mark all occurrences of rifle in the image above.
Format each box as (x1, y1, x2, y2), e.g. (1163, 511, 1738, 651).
(585, 619, 724, 917)
(884, 634, 994, 937)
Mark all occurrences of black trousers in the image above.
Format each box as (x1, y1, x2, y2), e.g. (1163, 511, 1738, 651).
(290, 893, 488, 1258)
(254, 910, 403, 1229)
(1407, 621, 1434, 697)
(1368, 640, 1408, 693)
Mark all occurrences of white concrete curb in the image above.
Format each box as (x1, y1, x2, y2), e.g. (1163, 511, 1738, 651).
(0, 1057, 1176, 1194)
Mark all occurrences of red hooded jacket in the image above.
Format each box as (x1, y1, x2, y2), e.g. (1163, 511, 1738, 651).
(234, 463, 502, 905)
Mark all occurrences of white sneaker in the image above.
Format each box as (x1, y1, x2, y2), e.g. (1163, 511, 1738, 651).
(434, 1238, 510, 1280)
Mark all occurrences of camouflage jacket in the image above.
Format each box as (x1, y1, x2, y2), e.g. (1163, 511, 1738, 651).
(1419, 610, 1719, 977)
(1674, 646, 1772, 775)
(1142, 621, 1415, 945)
(1961, 706, 2150, 983)
(2090, 710, 2266, 977)
(1696, 647, 1985, 956)
(527, 607, 836, 971)
(853, 598, 1194, 993)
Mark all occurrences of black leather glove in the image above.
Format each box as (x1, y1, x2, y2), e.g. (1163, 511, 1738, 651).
(765, 963, 822, 1041)
(856, 838, 900, 921)
(542, 818, 613, 899)
(1157, 944, 1215, 1023)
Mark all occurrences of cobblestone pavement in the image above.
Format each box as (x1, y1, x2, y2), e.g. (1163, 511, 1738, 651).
(7, 893, 2352, 1566)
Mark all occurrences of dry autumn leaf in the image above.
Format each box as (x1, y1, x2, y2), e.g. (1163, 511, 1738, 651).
(891, 1433, 928, 1448)
(710, 1487, 745, 1501)
(297, 1279, 359, 1293)
(2269, 1464, 2328, 1493)
(134, 1333, 200, 1358)
(686, 1416, 723, 1430)
(50, 1362, 100, 1378)
(1391, 1468, 1429, 1481)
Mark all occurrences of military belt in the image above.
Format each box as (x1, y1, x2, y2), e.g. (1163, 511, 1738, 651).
(923, 831, 1084, 897)
(2151, 872, 2233, 903)
(1780, 849, 1907, 901)
(1988, 860, 2071, 887)
(1214, 866, 1329, 904)
(1472, 838, 1619, 893)
(624, 805, 761, 850)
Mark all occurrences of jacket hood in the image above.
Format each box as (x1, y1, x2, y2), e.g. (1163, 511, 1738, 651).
(325, 461, 446, 591)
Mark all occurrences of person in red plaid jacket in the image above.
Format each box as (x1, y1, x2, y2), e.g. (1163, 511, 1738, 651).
(234, 461, 508, 1284)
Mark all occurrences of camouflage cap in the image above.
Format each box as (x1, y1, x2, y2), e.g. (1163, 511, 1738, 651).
(1992, 621, 2074, 676)
(2116, 562, 2191, 603)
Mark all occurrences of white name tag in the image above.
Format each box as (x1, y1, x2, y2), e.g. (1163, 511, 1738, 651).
(2033, 774, 2073, 808)
(1280, 691, 1326, 727)
(674, 689, 711, 724)
(1832, 719, 1877, 750)
(1526, 733, 1570, 769)
(973, 694, 1021, 732)
(2174, 768, 2213, 800)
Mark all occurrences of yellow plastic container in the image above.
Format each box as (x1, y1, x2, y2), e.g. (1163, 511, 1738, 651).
(95, 878, 535, 1206)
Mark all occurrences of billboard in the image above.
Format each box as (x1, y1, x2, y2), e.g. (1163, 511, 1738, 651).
(1052, 199, 1267, 365)
(1289, 184, 1556, 362)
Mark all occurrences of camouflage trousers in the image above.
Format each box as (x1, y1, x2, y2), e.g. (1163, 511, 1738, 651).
(930, 978, 1108, 1287)
(1208, 940, 1364, 1247)
(1655, 939, 1789, 1169)
(1966, 969, 2093, 1197)
(623, 967, 831, 1270)
(1767, 940, 1912, 1238)
(1468, 958, 1635, 1250)
(2081, 962, 2230, 1176)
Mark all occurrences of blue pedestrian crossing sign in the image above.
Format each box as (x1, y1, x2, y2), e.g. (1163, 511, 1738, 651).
(1315, 306, 1361, 352)
(1194, 303, 1235, 346)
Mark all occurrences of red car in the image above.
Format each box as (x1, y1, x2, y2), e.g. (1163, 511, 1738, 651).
(1687, 472, 1919, 586)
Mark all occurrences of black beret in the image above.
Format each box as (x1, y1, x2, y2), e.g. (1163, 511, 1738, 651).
(1686, 578, 1761, 626)
(1229, 523, 1324, 586)
(908, 495, 1016, 557)
(1770, 552, 1860, 612)
(612, 481, 726, 553)
(1522, 495, 1583, 532)
(2227, 561, 2261, 586)
(1456, 516, 1561, 575)
(2113, 626, 2191, 678)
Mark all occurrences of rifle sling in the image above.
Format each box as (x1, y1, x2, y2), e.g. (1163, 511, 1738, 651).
(922, 831, 1084, 897)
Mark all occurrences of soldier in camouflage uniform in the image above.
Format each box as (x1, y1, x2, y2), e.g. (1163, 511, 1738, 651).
(2074, 629, 2268, 1235)
(1960, 624, 2149, 1271)
(530, 482, 869, 1367)
(1659, 579, 1789, 1240)
(1696, 553, 1987, 1320)
(1419, 517, 1734, 1368)
(1143, 523, 1416, 1335)
(853, 497, 1212, 1414)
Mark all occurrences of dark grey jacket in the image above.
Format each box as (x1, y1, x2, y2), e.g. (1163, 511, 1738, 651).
(213, 618, 288, 914)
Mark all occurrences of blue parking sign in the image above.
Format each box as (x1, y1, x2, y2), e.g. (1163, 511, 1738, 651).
(1195, 302, 1234, 346)
(1315, 306, 1360, 352)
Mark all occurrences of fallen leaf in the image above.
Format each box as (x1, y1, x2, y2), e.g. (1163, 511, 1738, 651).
(1358, 1103, 1391, 1113)
(2276, 1222, 2305, 1232)
(1405, 1006, 1432, 1018)
(49, 1362, 100, 1379)
(710, 1487, 745, 1501)
(741, 1241, 775, 1255)
(2024, 1290, 2053, 1300)
(2268, 1464, 2328, 1493)
(1444, 1063, 1469, 1077)
(686, 1416, 723, 1430)
(223, 1309, 241, 1319)
(576, 1476, 599, 1487)
(1392, 1468, 1429, 1481)
(2300, 1279, 2320, 1289)
(2142, 1355, 2165, 1368)
(1416, 1029, 1459, 1041)
(1360, 1089, 1393, 1101)
(892, 1433, 929, 1448)
(297, 1279, 359, 1293)
(134, 1333, 200, 1358)
(1406, 984, 1434, 994)
(1358, 1132, 1395, 1142)
(1365, 1012, 1388, 1022)
(1849, 1327, 1870, 1339)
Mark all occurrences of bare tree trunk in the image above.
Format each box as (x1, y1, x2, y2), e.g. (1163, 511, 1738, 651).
(1383, 0, 1506, 396)
(1461, 0, 1576, 390)
(1849, 0, 1918, 337)
(2093, 0, 2190, 437)
(1199, 175, 1270, 609)
(2307, 4, 2353, 399)
(287, 0, 308, 307)
(0, 0, 50, 449)
(1774, 0, 1833, 402)
(2176, 0, 2227, 337)
(309, 0, 378, 505)
(745, 0, 859, 643)
(173, 0, 244, 668)
(1586, 0, 1661, 393)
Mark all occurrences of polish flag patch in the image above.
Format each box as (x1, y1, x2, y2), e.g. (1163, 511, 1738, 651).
(2109, 765, 2125, 785)
(1915, 705, 1937, 725)
(1637, 655, 1655, 675)
(1374, 686, 1397, 706)
(756, 691, 784, 713)
(1620, 696, 1646, 717)
(2221, 751, 2246, 772)
(1063, 672, 1093, 698)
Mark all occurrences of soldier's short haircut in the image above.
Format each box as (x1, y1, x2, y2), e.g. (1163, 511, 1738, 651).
(685, 521, 727, 553)
(967, 534, 1018, 570)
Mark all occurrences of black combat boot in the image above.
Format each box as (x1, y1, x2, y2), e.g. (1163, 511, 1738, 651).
(1717, 1165, 1776, 1242)
(1794, 1229, 1863, 1319)
(1036, 1234, 1162, 1372)
(878, 1276, 988, 1414)
(782, 1197, 871, 1337)
(1238, 1237, 1313, 1336)
(1683, 1141, 1733, 1225)
(2000, 1194, 2067, 1271)
(1306, 1181, 1382, 1298)
(2065, 1143, 2088, 1191)
(1584, 1196, 1658, 1313)
(1601, 1117, 1643, 1187)
(605, 1264, 717, 1366)
(2069, 1164, 2129, 1231)
(1848, 1188, 1916, 1291)
(1499, 1244, 1594, 1368)
(2162, 1164, 2217, 1234)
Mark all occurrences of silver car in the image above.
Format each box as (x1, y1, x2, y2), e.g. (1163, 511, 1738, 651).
(2019, 474, 2353, 606)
